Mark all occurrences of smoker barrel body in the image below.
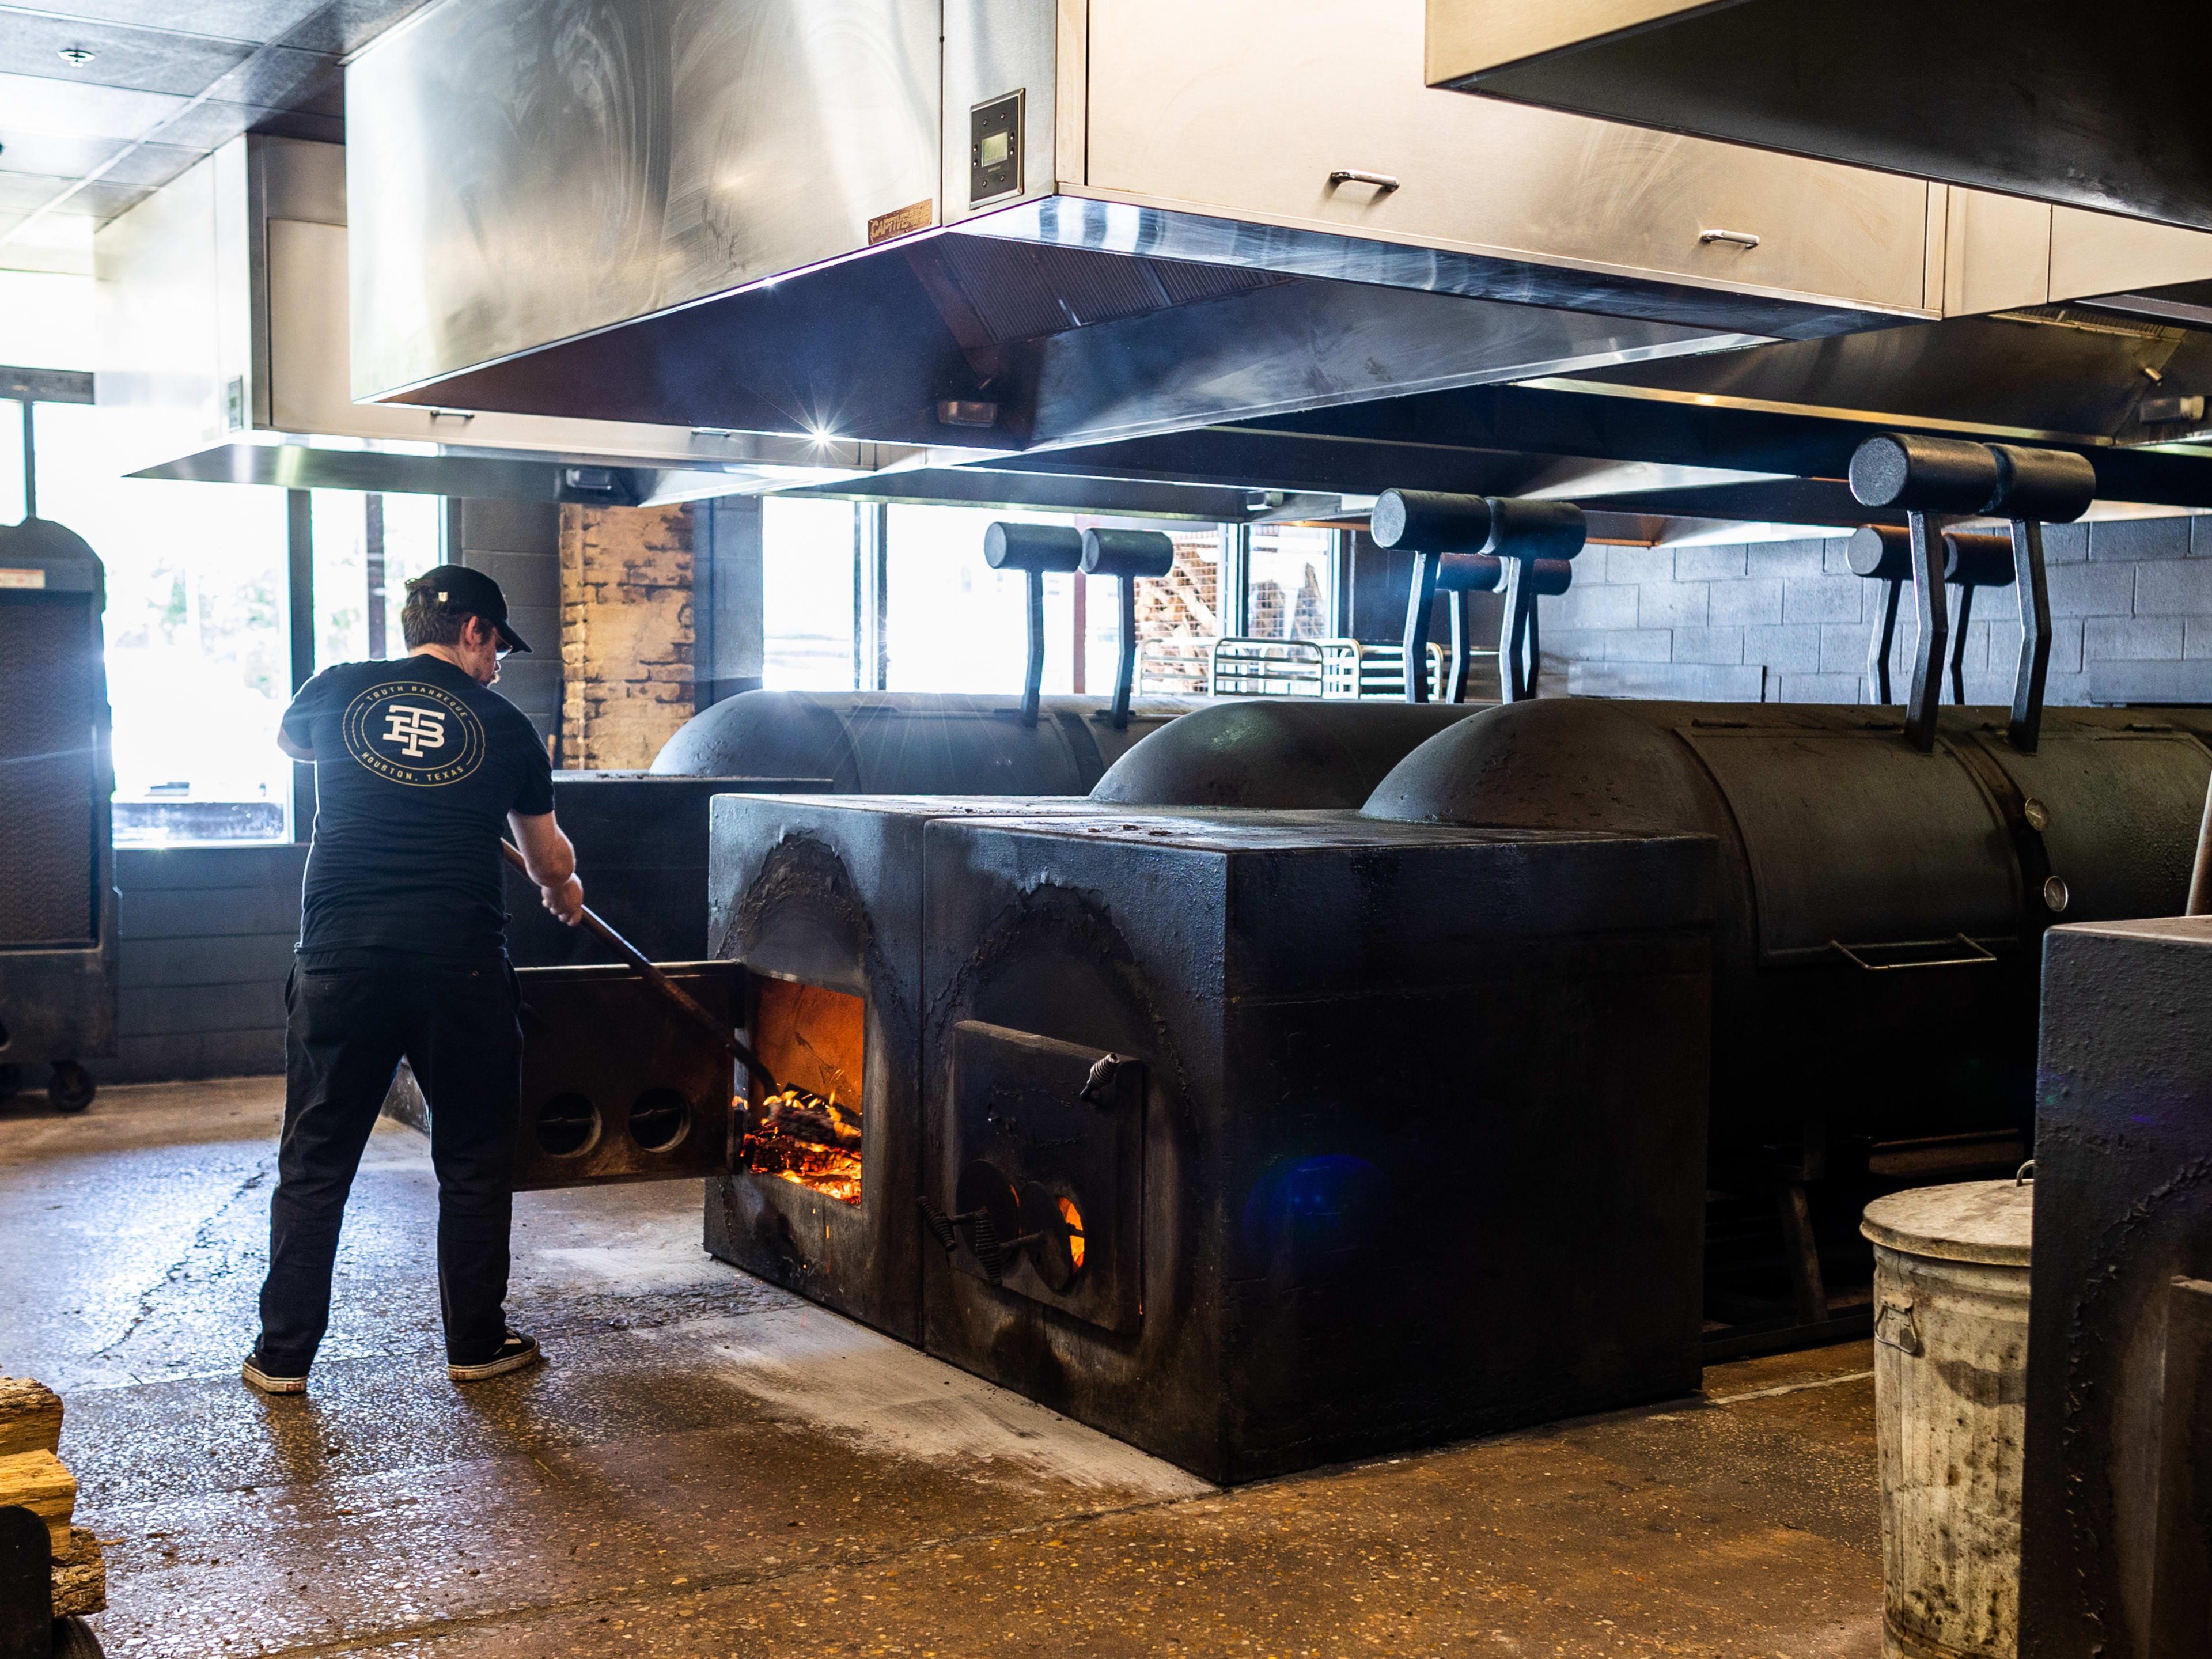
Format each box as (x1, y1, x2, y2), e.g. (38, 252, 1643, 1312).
(1090, 699, 1482, 808)
(652, 689, 1199, 795)
(918, 810, 1715, 1482)
(1364, 699, 2212, 1156)
(0, 519, 116, 1086)
(1861, 1181, 2033, 1659)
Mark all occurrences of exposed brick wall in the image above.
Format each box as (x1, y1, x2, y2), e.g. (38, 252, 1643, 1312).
(559, 502, 696, 769)
(1541, 514, 2212, 704)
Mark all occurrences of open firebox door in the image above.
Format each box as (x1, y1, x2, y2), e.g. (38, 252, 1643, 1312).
(491, 844, 867, 1206)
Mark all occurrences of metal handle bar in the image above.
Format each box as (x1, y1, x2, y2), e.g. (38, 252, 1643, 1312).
(500, 840, 776, 1093)
(1827, 934, 1998, 972)
(1328, 169, 1400, 191)
(1699, 228, 1762, 248)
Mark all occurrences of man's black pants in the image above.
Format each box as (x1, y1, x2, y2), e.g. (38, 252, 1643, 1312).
(259, 949, 522, 1373)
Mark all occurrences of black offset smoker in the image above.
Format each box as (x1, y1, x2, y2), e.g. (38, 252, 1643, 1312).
(1369, 489, 1587, 704)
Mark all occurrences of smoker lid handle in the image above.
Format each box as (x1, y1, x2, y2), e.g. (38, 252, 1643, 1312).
(1826, 934, 1998, 972)
(499, 839, 777, 1093)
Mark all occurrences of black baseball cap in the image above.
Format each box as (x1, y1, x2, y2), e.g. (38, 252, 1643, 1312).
(413, 564, 531, 653)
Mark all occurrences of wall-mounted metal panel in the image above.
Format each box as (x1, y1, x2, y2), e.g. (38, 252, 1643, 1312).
(347, 0, 941, 399)
(942, 0, 1062, 224)
(1088, 0, 1930, 316)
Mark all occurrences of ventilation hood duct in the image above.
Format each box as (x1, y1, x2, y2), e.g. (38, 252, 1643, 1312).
(1425, 1, 2212, 234)
(96, 136, 916, 505)
(340, 0, 1976, 460)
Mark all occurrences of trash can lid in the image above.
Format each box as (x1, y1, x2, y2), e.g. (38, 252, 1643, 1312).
(1860, 1179, 2033, 1266)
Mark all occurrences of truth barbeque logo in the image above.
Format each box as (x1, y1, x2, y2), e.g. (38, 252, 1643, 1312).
(339, 680, 487, 786)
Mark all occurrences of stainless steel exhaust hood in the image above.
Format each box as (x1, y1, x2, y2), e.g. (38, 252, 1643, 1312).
(340, 0, 1980, 461)
(1424, 1, 2212, 234)
(96, 135, 918, 503)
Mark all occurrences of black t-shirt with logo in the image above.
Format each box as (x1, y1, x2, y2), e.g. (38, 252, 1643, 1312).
(281, 656, 555, 958)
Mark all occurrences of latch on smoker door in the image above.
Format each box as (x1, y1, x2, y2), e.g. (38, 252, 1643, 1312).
(1876, 1294, 1922, 1356)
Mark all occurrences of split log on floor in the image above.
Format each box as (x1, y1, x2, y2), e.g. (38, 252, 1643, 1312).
(0, 1450, 75, 1551)
(0, 1377, 62, 1458)
(51, 1525, 105, 1618)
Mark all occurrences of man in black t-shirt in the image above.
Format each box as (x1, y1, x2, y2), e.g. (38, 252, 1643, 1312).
(245, 565, 584, 1395)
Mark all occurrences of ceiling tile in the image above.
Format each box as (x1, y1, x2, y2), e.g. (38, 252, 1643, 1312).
(93, 139, 203, 190)
(0, 70, 190, 142)
(0, 169, 148, 219)
(0, 170, 81, 213)
(0, 13, 255, 97)
(151, 96, 340, 150)
(243, 105, 344, 145)
(202, 42, 339, 111)
(274, 0, 438, 58)
(0, 126, 119, 179)
(30, 2, 326, 46)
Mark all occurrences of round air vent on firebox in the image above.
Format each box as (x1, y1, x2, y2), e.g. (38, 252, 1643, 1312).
(537, 1092, 600, 1158)
(628, 1088, 692, 1154)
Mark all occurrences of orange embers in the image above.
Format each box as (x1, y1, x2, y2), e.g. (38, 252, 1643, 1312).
(1056, 1195, 1086, 1271)
(740, 978, 866, 1205)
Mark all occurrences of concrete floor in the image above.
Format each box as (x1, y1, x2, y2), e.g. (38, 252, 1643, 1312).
(1, 1078, 1883, 1658)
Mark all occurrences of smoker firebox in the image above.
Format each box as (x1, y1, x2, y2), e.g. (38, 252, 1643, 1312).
(919, 812, 1715, 1483)
(705, 796, 1118, 1340)
(704, 797, 1713, 1482)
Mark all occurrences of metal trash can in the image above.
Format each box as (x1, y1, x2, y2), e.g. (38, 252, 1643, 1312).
(1861, 1179, 2034, 1659)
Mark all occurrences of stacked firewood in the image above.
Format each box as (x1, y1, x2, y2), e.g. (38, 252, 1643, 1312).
(0, 1376, 104, 1619)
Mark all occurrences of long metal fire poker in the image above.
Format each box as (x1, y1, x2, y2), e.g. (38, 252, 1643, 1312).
(499, 839, 777, 1094)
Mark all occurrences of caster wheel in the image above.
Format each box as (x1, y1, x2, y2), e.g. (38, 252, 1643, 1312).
(54, 1614, 107, 1657)
(0, 1062, 21, 1101)
(48, 1060, 96, 1113)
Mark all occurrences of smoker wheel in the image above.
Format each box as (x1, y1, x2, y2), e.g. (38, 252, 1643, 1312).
(54, 1615, 105, 1658)
(47, 1062, 94, 1113)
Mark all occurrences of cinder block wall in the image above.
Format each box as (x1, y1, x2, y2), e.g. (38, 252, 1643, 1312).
(92, 845, 307, 1084)
(559, 502, 697, 769)
(1540, 515, 2212, 704)
(453, 499, 563, 741)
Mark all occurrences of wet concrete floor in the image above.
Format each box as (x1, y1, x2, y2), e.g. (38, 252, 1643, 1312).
(1, 1079, 1881, 1657)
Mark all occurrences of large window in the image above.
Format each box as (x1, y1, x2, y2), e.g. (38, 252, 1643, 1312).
(750, 502, 1342, 701)
(1245, 523, 1338, 640)
(311, 490, 445, 668)
(26, 400, 298, 844)
(761, 497, 859, 690)
(884, 505, 1085, 695)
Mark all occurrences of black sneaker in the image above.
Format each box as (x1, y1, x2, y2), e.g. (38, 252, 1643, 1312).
(448, 1329, 543, 1382)
(242, 1350, 308, 1394)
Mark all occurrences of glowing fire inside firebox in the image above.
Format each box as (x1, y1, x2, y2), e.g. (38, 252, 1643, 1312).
(740, 978, 866, 1206)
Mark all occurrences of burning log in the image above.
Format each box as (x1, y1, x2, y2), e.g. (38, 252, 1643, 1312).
(755, 1088, 861, 1149)
(741, 1089, 864, 1205)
